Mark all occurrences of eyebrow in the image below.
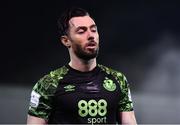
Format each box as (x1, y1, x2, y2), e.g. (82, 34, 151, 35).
(90, 24, 97, 29)
(76, 24, 97, 31)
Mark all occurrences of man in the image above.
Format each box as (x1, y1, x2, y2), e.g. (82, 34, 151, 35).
(27, 7, 137, 124)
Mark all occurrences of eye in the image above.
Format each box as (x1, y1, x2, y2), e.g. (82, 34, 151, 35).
(91, 29, 97, 32)
(77, 29, 85, 34)
(91, 27, 97, 32)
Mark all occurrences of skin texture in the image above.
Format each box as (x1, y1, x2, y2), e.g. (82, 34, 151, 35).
(61, 15, 99, 72)
(27, 15, 137, 125)
(120, 111, 137, 124)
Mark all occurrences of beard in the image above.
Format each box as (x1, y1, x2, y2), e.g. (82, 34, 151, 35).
(73, 43, 99, 60)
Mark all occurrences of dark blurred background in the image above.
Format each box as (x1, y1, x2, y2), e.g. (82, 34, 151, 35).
(0, 0, 180, 124)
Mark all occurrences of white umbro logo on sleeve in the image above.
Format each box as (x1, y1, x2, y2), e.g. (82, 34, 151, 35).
(30, 90, 41, 108)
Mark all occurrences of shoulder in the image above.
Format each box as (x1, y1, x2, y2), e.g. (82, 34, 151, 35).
(98, 64, 128, 86)
(34, 65, 69, 90)
(98, 64, 126, 79)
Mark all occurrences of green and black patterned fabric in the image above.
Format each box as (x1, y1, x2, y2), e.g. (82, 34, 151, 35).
(28, 64, 134, 124)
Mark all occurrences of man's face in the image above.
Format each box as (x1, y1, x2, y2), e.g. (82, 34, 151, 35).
(67, 15, 99, 60)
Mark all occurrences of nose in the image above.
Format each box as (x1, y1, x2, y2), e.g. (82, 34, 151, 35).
(88, 36, 94, 41)
(87, 30, 95, 41)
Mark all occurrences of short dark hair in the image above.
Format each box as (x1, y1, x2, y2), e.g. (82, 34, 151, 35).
(57, 7, 89, 37)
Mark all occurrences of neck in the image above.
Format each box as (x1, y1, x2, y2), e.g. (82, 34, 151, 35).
(69, 57, 97, 72)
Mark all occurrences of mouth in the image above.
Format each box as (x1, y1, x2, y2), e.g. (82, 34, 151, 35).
(85, 42, 97, 49)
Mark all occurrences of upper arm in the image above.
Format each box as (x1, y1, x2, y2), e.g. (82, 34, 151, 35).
(27, 75, 57, 123)
(118, 74, 134, 112)
(27, 115, 47, 124)
(116, 73, 137, 124)
(119, 111, 137, 124)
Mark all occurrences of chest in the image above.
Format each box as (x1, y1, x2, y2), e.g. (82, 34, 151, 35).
(53, 73, 121, 115)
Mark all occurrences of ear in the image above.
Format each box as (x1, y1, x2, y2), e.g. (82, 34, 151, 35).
(60, 35, 71, 48)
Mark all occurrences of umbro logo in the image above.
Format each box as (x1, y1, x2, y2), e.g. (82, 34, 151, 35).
(64, 85, 76, 92)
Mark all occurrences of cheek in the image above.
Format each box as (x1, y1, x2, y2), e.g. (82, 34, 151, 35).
(95, 33, 99, 41)
(73, 36, 86, 47)
(95, 37, 99, 46)
(71, 34, 86, 43)
(71, 40, 84, 51)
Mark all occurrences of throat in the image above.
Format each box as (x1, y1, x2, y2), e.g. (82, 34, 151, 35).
(69, 59, 96, 72)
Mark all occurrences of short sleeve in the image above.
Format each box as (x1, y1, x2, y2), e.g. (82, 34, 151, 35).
(118, 74, 134, 112)
(28, 75, 56, 120)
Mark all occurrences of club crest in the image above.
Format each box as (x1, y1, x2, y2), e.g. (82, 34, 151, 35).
(103, 77, 116, 91)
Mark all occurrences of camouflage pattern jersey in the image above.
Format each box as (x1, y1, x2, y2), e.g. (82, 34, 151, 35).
(28, 64, 134, 124)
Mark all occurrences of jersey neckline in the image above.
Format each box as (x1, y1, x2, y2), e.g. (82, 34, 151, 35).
(65, 64, 100, 75)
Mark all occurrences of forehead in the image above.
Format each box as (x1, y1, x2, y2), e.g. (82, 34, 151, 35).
(69, 16, 96, 28)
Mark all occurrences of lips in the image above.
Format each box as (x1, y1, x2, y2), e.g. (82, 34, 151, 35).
(86, 42, 97, 47)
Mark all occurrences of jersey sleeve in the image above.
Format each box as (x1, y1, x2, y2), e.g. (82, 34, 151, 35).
(118, 73, 134, 112)
(28, 74, 56, 120)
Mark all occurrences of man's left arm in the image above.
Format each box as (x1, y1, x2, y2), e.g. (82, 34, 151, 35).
(117, 73, 137, 124)
(119, 111, 137, 124)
